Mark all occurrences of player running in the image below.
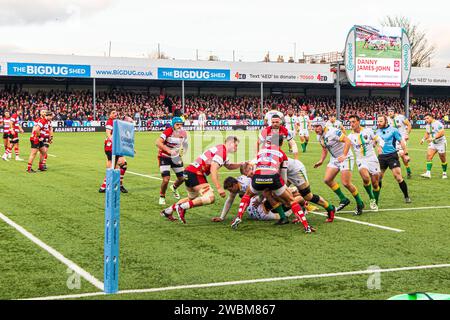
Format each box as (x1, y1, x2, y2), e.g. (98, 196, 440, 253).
(388, 108, 412, 178)
(1, 111, 12, 161)
(156, 117, 188, 205)
(257, 114, 298, 160)
(420, 113, 447, 179)
(312, 117, 365, 215)
(286, 157, 336, 222)
(264, 103, 284, 127)
(297, 109, 310, 152)
(231, 136, 315, 233)
(99, 111, 130, 193)
(160, 136, 243, 223)
(348, 115, 384, 210)
(375, 115, 411, 203)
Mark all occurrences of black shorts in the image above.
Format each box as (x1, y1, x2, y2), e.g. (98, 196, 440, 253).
(183, 170, 207, 188)
(251, 173, 285, 192)
(43, 137, 50, 148)
(30, 140, 44, 149)
(159, 156, 184, 177)
(105, 150, 124, 162)
(378, 152, 401, 170)
(3, 133, 12, 140)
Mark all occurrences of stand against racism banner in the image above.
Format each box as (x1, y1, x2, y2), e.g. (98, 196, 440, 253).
(345, 25, 411, 87)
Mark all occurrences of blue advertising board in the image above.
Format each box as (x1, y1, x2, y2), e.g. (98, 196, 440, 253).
(7, 62, 90, 78)
(158, 67, 230, 81)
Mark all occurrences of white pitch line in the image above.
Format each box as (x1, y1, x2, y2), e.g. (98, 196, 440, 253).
(336, 205, 450, 214)
(47, 154, 57, 157)
(127, 170, 174, 183)
(311, 212, 404, 232)
(0, 211, 104, 291)
(23, 263, 450, 300)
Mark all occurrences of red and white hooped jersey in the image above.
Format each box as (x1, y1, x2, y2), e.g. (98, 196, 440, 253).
(30, 118, 47, 142)
(104, 118, 114, 151)
(254, 145, 288, 176)
(185, 144, 228, 176)
(158, 127, 187, 158)
(2, 117, 11, 133)
(258, 125, 293, 147)
(10, 114, 21, 133)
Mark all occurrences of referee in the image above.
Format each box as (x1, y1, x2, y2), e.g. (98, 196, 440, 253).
(375, 115, 411, 203)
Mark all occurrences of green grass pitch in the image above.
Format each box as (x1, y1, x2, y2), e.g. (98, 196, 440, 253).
(356, 40, 401, 59)
(0, 129, 449, 300)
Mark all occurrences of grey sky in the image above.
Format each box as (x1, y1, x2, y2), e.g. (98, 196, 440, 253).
(1, 0, 449, 66)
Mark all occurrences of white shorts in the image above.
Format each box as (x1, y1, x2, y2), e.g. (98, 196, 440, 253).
(396, 134, 408, 155)
(287, 166, 308, 187)
(327, 156, 355, 171)
(298, 129, 309, 137)
(247, 198, 278, 221)
(356, 155, 381, 175)
(429, 140, 447, 154)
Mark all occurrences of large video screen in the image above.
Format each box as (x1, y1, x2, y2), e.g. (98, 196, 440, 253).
(345, 25, 411, 88)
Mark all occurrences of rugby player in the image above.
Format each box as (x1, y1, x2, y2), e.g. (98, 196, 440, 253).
(286, 157, 336, 222)
(420, 113, 447, 179)
(375, 115, 411, 203)
(297, 109, 310, 152)
(8, 109, 24, 161)
(99, 111, 130, 193)
(1, 111, 12, 161)
(231, 135, 315, 233)
(312, 117, 365, 215)
(325, 115, 346, 132)
(264, 103, 284, 127)
(257, 114, 298, 160)
(26, 111, 52, 173)
(348, 115, 384, 210)
(284, 107, 298, 137)
(388, 108, 412, 178)
(198, 111, 207, 131)
(160, 136, 243, 223)
(156, 117, 188, 205)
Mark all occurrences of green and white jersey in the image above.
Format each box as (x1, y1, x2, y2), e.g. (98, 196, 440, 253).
(426, 120, 446, 144)
(264, 110, 284, 126)
(388, 114, 408, 136)
(348, 128, 384, 160)
(320, 127, 351, 159)
(284, 115, 298, 132)
(325, 119, 343, 130)
(298, 115, 309, 130)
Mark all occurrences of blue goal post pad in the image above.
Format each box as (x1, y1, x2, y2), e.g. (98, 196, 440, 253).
(112, 120, 135, 158)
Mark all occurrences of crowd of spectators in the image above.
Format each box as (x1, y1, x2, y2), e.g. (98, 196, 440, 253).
(0, 89, 449, 123)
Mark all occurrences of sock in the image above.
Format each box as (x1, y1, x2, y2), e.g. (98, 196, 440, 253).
(273, 203, 286, 220)
(5, 147, 11, 156)
(398, 180, 409, 198)
(373, 186, 380, 205)
(405, 164, 411, 174)
(42, 153, 47, 164)
(27, 162, 32, 170)
(379, 179, 382, 188)
(331, 182, 348, 202)
(180, 200, 194, 210)
(442, 162, 448, 173)
(426, 161, 432, 172)
(100, 177, 106, 190)
(351, 189, 364, 206)
(164, 204, 177, 215)
(300, 142, 305, 152)
(291, 202, 309, 229)
(304, 141, 308, 151)
(120, 167, 127, 186)
(237, 194, 251, 219)
(363, 183, 375, 200)
(39, 161, 44, 170)
(14, 145, 19, 156)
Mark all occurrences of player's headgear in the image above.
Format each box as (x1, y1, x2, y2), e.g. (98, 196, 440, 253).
(311, 117, 326, 128)
(171, 117, 184, 126)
